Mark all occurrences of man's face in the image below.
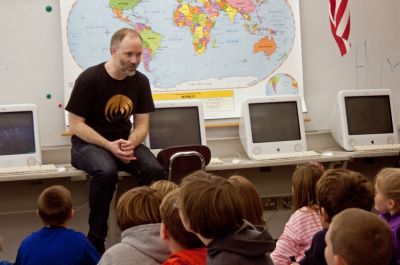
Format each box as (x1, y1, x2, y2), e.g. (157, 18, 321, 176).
(112, 34, 143, 77)
(324, 227, 336, 265)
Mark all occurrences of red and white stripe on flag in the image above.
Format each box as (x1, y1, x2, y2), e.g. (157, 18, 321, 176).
(329, 0, 351, 56)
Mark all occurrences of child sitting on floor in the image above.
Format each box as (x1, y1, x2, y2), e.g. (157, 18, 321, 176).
(160, 189, 206, 265)
(177, 170, 275, 265)
(15, 185, 100, 265)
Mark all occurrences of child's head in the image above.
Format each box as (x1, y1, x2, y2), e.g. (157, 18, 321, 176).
(292, 162, 325, 210)
(375, 168, 400, 214)
(316, 168, 374, 224)
(160, 189, 204, 250)
(228, 175, 265, 226)
(116, 186, 163, 231)
(150, 180, 178, 198)
(37, 185, 73, 227)
(178, 170, 243, 240)
(324, 208, 392, 265)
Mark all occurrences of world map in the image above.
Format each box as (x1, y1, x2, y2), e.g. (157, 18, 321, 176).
(66, 0, 296, 90)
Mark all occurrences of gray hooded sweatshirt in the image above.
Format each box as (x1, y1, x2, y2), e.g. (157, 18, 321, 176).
(97, 223, 170, 265)
(207, 222, 275, 265)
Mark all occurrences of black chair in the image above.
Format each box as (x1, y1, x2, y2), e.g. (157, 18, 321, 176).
(157, 144, 211, 183)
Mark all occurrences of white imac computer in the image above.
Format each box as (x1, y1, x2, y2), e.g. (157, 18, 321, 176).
(330, 89, 399, 151)
(145, 100, 207, 155)
(0, 104, 42, 167)
(239, 95, 307, 159)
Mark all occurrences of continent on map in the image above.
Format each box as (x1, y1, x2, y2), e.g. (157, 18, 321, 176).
(135, 23, 163, 72)
(173, 0, 257, 55)
(173, 3, 217, 55)
(253, 36, 277, 56)
(109, 0, 141, 22)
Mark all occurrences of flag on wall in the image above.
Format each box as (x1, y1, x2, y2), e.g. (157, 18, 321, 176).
(329, 0, 351, 56)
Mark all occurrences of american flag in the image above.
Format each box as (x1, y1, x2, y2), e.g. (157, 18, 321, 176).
(329, 0, 351, 56)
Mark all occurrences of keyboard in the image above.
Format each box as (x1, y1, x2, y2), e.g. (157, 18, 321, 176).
(0, 164, 58, 175)
(353, 144, 400, 152)
(251, 150, 321, 161)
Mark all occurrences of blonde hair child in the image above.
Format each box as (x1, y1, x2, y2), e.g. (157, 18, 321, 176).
(375, 167, 400, 264)
(150, 180, 178, 198)
(98, 186, 170, 265)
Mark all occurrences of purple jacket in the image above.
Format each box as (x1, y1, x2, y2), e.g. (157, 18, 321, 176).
(380, 211, 400, 265)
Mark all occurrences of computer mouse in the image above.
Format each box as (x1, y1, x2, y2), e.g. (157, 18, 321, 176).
(321, 151, 334, 157)
(232, 158, 242, 164)
(57, 166, 67, 172)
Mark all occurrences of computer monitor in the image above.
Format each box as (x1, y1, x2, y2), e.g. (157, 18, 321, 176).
(144, 100, 207, 155)
(239, 95, 307, 159)
(330, 89, 399, 151)
(0, 104, 42, 167)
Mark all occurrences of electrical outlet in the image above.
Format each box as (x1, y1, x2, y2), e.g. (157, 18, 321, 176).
(280, 196, 293, 209)
(261, 197, 278, 211)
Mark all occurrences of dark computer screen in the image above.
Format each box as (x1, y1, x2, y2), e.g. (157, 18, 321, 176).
(249, 102, 301, 143)
(149, 107, 202, 149)
(345, 96, 393, 135)
(0, 111, 36, 155)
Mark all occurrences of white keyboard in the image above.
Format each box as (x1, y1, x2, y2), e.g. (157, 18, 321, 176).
(0, 164, 58, 175)
(353, 144, 400, 152)
(252, 150, 321, 161)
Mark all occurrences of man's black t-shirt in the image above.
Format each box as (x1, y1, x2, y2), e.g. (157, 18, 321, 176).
(65, 62, 155, 141)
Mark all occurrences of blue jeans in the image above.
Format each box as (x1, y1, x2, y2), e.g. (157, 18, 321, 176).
(70, 136, 164, 244)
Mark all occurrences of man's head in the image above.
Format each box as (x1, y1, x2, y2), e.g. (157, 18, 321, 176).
(316, 168, 374, 225)
(116, 186, 163, 231)
(159, 189, 204, 250)
(324, 208, 392, 265)
(109, 28, 143, 77)
(37, 185, 73, 226)
(177, 170, 244, 240)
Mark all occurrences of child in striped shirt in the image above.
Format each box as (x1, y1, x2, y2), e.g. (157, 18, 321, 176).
(271, 162, 324, 265)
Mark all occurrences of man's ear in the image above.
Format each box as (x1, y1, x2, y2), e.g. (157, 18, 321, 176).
(334, 254, 348, 265)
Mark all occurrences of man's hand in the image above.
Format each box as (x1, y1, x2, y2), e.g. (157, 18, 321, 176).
(108, 139, 137, 163)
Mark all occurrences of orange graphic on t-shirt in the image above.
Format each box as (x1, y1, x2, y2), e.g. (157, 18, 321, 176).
(105, 94, 133, 121)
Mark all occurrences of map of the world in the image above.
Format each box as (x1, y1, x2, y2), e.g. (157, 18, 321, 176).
(66, 0, 296, 90)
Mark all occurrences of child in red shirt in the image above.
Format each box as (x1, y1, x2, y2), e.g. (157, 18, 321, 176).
(159, 189, 206, 265)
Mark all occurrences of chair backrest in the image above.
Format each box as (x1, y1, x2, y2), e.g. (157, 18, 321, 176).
(157, 145, 211, 183)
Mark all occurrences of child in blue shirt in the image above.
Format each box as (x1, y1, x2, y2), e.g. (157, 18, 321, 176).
(15, 185, 100, 265)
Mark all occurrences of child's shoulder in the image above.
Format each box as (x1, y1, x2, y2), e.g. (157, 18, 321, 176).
(291, 207, 319, 221)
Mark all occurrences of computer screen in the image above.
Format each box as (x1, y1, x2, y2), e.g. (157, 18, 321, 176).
(145, 100, 207, 154)
(0, 104, 41, 166)
(239, 95, 307, 159)
(330, 89, 399, 151)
